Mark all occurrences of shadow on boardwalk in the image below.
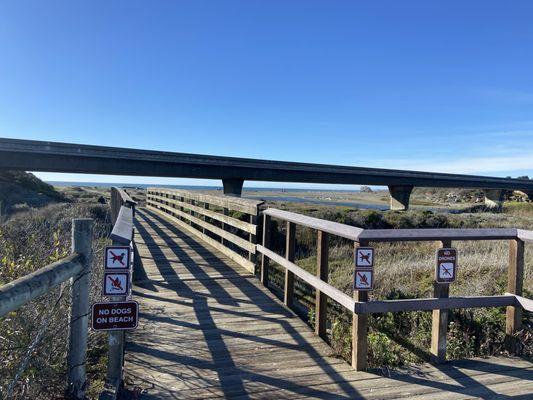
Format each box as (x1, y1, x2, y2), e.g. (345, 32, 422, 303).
(124, 207, 533, 399)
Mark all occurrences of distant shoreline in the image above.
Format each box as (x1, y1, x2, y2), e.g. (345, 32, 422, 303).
(45, 181, 382, 193)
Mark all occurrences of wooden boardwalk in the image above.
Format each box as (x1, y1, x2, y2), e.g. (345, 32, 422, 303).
(124, 208, 533, 399)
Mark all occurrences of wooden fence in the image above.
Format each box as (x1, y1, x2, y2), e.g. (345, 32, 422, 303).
(257, 208, 533, 371)
(0, 187, 135, 400)
(146, 188, 263, 273)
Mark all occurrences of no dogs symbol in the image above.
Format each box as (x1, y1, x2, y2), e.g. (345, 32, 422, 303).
(105, 246, 131, 270)
(355, 247, 374, 268)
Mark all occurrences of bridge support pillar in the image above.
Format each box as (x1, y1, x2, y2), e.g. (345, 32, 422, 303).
(388, 185, 413, 211)
(223, 178, 244, 197)
(484, 189, 504, 209)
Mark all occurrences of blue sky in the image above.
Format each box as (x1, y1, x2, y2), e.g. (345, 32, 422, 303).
(1, 1, 532, 188)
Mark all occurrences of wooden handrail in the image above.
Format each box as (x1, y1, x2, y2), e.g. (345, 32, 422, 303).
(110, 206, 134, 245)
(0, 219, 93, 397)
(359, 228, 526, 242)
(146, 188, 263, 273)
(262, 208, 363, 241)
(256, 245, 356, 312)
(259, 206, 533, 371)
(0, 253, 84, 317)
(148, 187, 263, 214)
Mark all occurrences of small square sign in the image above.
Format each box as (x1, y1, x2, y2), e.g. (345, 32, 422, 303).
(105, 246, 131, 270)
(355, 247, 374, 268)
(103, 272, 130, 296)
(354, 269, 373, 291)
(435, 248, 457, 283)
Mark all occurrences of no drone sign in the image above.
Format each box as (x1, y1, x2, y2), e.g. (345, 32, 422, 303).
(104, 246, 131, 270)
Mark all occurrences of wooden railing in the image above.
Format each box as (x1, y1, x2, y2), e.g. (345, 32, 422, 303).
(0, 186, 135, 400)
(0, 219, 93, 399)
(257, 208, 533, 371)
(146, 188, 264, 273)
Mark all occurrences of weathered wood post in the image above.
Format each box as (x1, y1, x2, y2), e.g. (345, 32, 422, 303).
(431, 239, 452, 363)
(505, 238, 525, 353)
(67, 218, 93, 399)
(105, 238, 128, 391)
(261, 213, 271, 285)
(284, 222, 296, 308)
(352, 240, 369, 371)
(248, 214, 257, 263)
(315, 231, 329, 339)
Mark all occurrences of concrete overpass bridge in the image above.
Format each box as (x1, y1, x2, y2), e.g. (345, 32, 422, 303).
(1, 137, 532, 210)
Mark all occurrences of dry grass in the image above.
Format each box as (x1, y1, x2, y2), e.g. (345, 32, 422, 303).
(0, 202, 112, 399)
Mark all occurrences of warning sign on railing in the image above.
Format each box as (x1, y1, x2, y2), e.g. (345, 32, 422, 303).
(91, 301, 138, 331)
(103, 272, 130, 296)
(354, 270, 374, 291)
(435, 248, 457, 283)
(104, 246, 131, 270)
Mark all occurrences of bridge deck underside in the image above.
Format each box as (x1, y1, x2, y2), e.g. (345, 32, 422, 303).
(125, 208, 533, 399)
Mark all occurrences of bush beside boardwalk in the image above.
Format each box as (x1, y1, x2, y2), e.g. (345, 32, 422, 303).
(263, 201, 533, 369)
(0, 191, 112, 399)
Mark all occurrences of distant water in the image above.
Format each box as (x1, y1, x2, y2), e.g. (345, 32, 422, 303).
(45, 181, 363, 193)
(46, 181, 387, 210)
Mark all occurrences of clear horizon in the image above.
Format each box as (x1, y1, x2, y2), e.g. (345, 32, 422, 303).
(1, 1, 532, 188)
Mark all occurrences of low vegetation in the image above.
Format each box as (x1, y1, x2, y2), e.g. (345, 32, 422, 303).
(0, 173, 112, 399)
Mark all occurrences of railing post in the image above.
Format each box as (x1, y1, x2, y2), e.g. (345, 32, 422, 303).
(352, 240, 368, 371)
(248, 214, 257, 263)
(105, 239, 127, 391)
(431, 239, 451, 363)
(260, 214, 271, 285)
(505, 238, 525, 353)
(315, 230, 329, 339)
(284, 222, 296, 308)
(67, 218, 93, 399)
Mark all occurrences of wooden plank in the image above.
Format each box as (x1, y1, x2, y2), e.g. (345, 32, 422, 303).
(148, 187, 263, 214)
(506, 238, 525, 353)
(147, 205, 255, 272)
(256, 245, 356, 312)
(284, 221, 296, 308)
(262, 208, 363, 241)
(147, 200, 255, 252)
(431, 239, 451, 364)
(359, 228, 519, 242)
(354, 295, 517, 314)
(315, 230, 328, 339)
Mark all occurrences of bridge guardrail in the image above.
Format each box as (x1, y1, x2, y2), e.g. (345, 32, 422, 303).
(146, 188, 264, 273)
(257, 207, 533, 371)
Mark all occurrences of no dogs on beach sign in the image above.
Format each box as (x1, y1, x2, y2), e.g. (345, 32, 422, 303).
(92, 301, 139, 331)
